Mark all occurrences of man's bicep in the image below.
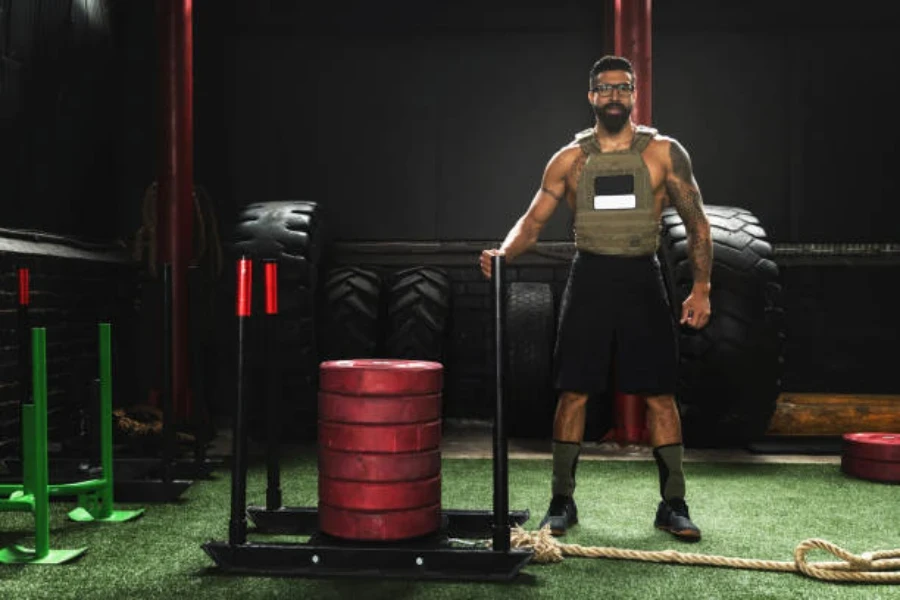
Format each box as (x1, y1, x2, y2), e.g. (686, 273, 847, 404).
(526, 157, 567, 223)
(665, 140, 705, 223)
(525, 186, 561, 225)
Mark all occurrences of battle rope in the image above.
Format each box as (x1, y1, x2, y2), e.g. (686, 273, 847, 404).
(506, 526, 900, 583)
(132, 181, 224, 279)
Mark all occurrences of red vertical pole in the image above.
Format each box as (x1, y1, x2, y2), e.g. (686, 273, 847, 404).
(606, 0, 653, 445)
(157, 0, 194, 423)
(608, 0, 653, 126)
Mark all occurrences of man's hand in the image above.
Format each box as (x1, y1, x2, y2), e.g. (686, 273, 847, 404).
(680, 289, 711, 329)
(480, 248, 505, 279)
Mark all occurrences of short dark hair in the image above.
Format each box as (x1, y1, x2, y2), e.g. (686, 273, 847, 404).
(589, 55, 634, 87)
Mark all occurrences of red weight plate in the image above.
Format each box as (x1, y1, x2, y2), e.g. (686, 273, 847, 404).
(318, 447, 441, 482)
(318, 502, 441, 541)
(842, 432, 900, 462)
(841, 455, 900, 484)
(319, 359, 443, 395)
(318, 391, 442, 424)
(318, 420, 441, 453)
(318, 474, 441, 511)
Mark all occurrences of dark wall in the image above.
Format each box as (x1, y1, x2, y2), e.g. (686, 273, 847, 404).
(4, 2, 900, 244)
(208, 1, 900, 245)
(211, 0, 604, 243)
(0, 0, 126, 241)
(653, 2, 900, 243)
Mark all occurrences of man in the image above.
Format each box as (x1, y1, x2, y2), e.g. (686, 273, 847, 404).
(480, 55, 712, 542)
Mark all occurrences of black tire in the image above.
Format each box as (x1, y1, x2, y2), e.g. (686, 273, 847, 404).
(319, 267, 383, 360)
(233, 201, 321, 287)
(658, 205, 786, 448)
(383, 267, 452, 362)
(505, 282, 557, 439)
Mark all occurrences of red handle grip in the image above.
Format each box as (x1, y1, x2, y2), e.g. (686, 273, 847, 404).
(18, 268, 29, 307)
(236, 259, 252, 317)
(264, 262, 278, 315)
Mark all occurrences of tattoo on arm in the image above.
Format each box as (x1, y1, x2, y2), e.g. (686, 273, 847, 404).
(670, 140, 693, 182)
(667, 141, 712, 284)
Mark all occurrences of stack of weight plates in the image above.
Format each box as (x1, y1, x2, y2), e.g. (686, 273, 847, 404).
(317, 359, 444, 540)
(841, 432, 900, 484)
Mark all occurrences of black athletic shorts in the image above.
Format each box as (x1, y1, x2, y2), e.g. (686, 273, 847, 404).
(552, 250, 678, 396)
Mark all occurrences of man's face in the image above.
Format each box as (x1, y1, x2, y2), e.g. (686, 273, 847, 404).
(588, 70, 635, 133)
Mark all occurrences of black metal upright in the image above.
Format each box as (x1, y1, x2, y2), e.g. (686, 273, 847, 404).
(491, 254, 511, 553)
(187, 264, 218, 478)
(263, 259, 283, 511)
(229, 257, 253, 546)
(161, 264, 175, 484)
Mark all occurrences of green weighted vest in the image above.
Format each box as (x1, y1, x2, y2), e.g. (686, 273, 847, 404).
(573, 125, 661, 256)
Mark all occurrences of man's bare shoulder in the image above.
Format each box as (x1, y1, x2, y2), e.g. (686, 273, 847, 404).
(548, 142, 585, 169)
(646, 131, 675, 153)
(647, 132, 694, 160)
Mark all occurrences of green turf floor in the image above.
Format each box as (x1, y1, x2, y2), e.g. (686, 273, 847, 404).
(1, 454, 898, 599)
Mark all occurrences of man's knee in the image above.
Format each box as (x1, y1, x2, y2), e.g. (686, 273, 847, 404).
(558, 391, 589, 410)
(645, 394, 677, 413)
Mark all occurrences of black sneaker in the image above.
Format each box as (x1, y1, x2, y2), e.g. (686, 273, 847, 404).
(654, 499, 701, 542)
(538, 495, 578, 536)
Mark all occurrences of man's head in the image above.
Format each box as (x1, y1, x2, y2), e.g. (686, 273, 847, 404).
(588, 55, 635, 133)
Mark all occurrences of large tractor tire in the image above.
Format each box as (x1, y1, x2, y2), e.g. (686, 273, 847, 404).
(319, 266, 383, 360)
(383, 267, 452, 362)
(658, 205, 786, 448)
(505, 282, 557, 439)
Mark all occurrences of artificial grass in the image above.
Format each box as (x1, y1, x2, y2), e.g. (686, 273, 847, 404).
(0, 453, 898, 600)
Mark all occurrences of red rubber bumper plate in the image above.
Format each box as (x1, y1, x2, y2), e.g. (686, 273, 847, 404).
(319, 359, 443, 395)
(318, 420, 441, 453)
(318, 475, 441, 511)
(842, 432, 900, 462)
(318, 447, 440, 482)
(841, 454, 900, 484)
(319, 391, 441, 424)
(318, 503, 442, 541)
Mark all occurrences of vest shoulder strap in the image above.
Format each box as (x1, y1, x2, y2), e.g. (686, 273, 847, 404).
(573, 128, 600, 154)
(631, 125, 658, 152)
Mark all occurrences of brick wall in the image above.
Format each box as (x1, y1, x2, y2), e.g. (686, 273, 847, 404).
(0, 235, 138, 459)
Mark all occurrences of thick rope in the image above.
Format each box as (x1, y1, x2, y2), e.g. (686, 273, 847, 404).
(132, 181, 224, 278)
(508, 526, 900, 584)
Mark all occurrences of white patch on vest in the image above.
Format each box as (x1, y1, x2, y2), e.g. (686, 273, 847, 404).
(593, 194, 636, 210)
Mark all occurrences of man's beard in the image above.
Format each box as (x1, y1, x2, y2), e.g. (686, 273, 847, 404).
(592, 102, 631, 133)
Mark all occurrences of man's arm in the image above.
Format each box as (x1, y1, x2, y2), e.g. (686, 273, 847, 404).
(665, 139, 712, 289)
(498, 182, 562, 262)
(664, 139, 712, 328)
(480, 151, 568, 278)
